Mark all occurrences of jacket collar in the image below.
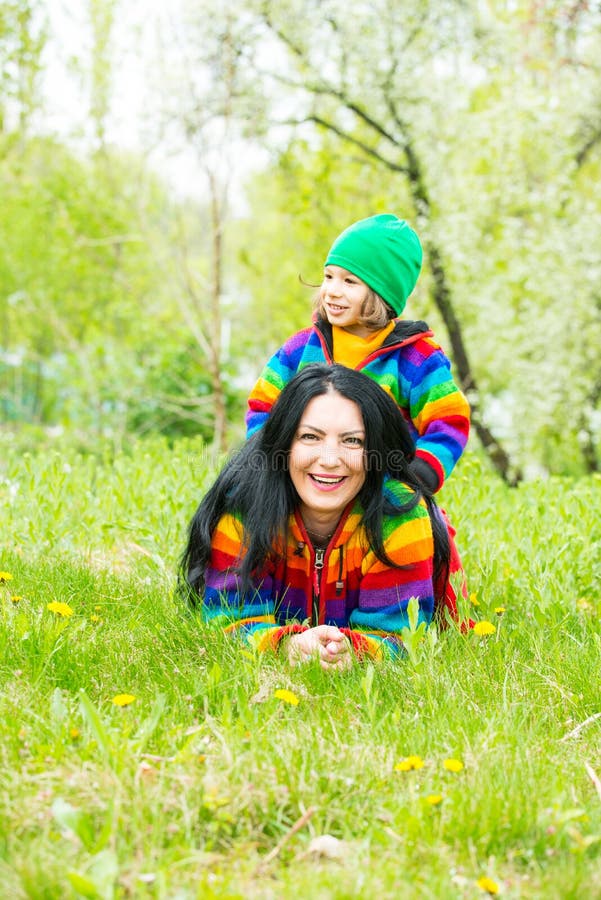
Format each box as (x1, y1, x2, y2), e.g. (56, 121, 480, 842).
(312, 314, 432, 361)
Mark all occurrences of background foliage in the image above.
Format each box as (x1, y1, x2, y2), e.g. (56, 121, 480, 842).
(1, 0, 601, 471)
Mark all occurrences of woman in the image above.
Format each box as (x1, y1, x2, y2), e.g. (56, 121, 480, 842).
(180, 364, 450, 669)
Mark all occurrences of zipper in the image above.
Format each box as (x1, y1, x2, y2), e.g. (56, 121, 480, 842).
(312, 548, 325, 626)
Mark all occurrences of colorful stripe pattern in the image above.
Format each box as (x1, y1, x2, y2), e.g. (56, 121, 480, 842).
(246, 318, 470, 491)
(202, 479, 435, 660)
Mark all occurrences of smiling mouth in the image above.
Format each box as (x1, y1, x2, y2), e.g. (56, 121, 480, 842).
(326, 303, 348, 312)
(309, 474, 345, 485)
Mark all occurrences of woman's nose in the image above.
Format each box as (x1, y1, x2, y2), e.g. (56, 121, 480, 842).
(318, 442, 342, 467)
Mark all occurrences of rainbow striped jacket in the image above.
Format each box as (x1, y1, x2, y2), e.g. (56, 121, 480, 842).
(202, 479, 435, 660)
(246, 317, 470, 492)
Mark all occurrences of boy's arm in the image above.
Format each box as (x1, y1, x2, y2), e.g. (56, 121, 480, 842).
(246, 332, 311, 437)
(405, 341, 470, 492)
(246, 328, 316, 437)
(343, 497, 435, 660)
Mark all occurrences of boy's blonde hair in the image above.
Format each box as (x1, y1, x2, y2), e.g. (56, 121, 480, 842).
(313, 288, 395, 331)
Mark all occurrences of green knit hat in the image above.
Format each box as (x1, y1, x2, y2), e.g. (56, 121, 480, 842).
(324, 214, 423, 315)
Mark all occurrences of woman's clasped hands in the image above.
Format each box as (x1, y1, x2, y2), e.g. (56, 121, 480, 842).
(286, 625, 352, 671)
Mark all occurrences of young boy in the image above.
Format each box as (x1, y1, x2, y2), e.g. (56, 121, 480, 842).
(246, 214, 470, 494)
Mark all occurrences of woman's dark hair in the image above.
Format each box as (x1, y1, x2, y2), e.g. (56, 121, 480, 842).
(180, 364, 449, 602)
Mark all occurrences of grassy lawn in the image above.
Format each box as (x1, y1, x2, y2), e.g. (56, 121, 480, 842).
(0, 435, 600, 899)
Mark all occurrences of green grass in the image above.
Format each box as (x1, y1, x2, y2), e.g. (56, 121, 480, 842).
(0, 433, 600, 899)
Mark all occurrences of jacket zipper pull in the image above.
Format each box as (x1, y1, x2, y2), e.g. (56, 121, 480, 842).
(312, 548, 325, 626)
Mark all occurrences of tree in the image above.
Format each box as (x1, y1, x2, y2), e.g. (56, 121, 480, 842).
(214, 0, 601, 478)
(0, 0, 45, 136)
(139, 0, 269, 451)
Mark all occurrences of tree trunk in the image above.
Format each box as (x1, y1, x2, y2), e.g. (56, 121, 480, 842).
(405, 143, 522, 486)
(207, 173, 228, 453)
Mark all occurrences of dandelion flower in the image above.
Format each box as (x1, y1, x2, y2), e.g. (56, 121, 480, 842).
(47, 601, 74, 618)
(395, 755, 424, 772)
(90, 614, 101, 623)
(0, 571, 14, 583)
(69, 727, 80, 740)
(494, 607, 506, 615)
(111, 693, 136, 707)
(469, 592, 479, 606)
(425, 794, 443, 805)
(473, 620, 496, 636)
(10, 595, 23, 603)
(476, 875, 500, 895)
(443, 758, 464, 773)
(274, 688, 299, 706)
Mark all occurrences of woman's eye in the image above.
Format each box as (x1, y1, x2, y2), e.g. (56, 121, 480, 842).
(299, 432, 318, 441)
(343, 436, 364, 446)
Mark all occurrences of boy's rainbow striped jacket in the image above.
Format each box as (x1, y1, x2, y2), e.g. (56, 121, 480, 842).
(246, 317, 470, 492)
(203, 480, 435, 661)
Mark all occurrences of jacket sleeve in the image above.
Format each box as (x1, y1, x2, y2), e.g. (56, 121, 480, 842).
(345, 495, 435, 660)
(245, 329, 313, 437)
(403, 338, 470, 492)
(202, 513, 304, 652)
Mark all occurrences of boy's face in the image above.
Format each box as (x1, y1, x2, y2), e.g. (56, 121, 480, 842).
(320, 265, 371, 335)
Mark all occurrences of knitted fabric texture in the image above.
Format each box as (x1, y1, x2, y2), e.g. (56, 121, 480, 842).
(325, 214, 423, 315)
(246, 320, 470, 493)
(202, 481, 435, 661)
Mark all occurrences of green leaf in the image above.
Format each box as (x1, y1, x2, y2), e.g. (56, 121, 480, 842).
(67, 871, 100, 899)
(79, 691, 113, 764)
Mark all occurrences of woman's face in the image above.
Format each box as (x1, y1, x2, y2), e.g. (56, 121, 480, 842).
(289, 390, 366, 521)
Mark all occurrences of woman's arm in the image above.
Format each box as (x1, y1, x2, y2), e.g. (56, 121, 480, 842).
(346, 499, 436, 659)
(203, 512, 305, 652)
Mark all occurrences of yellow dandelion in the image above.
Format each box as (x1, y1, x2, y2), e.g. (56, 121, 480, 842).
(473, 620, 496, 636)
(69, 727, 80, 739)
(476, 875, 500, 895)
(425, 794, 443, 805)
(395, 755, 424, 772)
(10, 595, 23, 604)
(443, 758, 464, 773)
(494, 607, 506, 615)
(469, 592, 480, 606)
(90, 614, 101, 623)
(94, 604, 102, 611)
(47, 601, 74, 618)
(0, 571, 14, 583)
(274, 688, 299, 706)
(111, 693, 136, 707)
